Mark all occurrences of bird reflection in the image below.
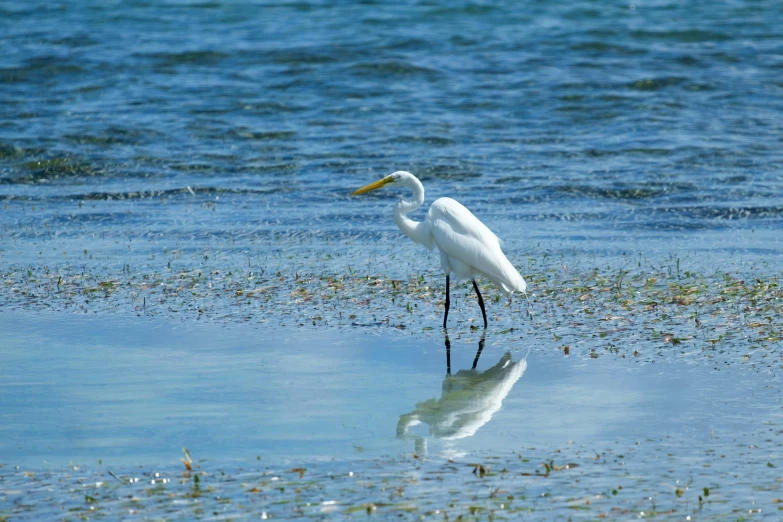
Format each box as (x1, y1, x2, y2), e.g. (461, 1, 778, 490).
(397, 331, 527, 452)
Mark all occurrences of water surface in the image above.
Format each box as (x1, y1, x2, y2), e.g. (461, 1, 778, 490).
(1, 0, 782, 269)
(2, 310, 778, 468)
(1, 2, 783, 517)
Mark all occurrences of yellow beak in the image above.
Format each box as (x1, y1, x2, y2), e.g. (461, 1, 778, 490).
(351, 176, 394, 195)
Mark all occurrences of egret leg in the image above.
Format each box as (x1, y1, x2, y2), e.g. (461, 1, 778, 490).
(472, 279, 488, 328)
(443, 275, 451, 329)
(444, 330, 452, 376)
(472, 332, 486, 369)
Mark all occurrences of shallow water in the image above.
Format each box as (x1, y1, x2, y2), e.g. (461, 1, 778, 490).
(3, 310, 783, 518)
(2, 2, 783, 518)
(2, 310, 779, 469)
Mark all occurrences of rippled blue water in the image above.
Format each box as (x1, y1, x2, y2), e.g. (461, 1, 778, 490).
(2, 1, 782, 266)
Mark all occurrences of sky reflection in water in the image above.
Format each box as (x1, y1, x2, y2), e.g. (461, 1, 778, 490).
(0, 310, 776, 468)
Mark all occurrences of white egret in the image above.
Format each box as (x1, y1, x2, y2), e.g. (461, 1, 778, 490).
(351, 171, 526, 328)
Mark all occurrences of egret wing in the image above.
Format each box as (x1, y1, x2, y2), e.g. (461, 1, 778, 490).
(428, 198, 500, 245)
(427, 198, 525, 293)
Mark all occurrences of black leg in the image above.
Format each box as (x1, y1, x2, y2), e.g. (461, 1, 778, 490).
(472, 331, 486, 369)
(443, 274, 450, 329)
(472, 279, 487, 328)
(444, 330, 452, 376)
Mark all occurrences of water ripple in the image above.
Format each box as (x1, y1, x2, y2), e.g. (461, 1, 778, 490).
(0, 0, 781, 263)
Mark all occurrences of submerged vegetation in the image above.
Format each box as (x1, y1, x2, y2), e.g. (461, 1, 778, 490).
(2, 436, 782, 521)
(2, 250, 781, 374)
(3, 251, 781, 521)
(2, 248, 781, 521)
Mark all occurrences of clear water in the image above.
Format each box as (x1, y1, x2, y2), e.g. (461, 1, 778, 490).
(3, 310, 782, 518)
(1, 310, 779, 469)
(1, 1, 783, 268)
(1, 3, 783, 517)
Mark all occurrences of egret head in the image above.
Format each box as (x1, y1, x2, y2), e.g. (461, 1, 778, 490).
(350, 171, 410, 195)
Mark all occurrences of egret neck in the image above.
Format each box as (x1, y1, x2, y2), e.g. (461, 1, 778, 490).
(392, 172, 433, 249)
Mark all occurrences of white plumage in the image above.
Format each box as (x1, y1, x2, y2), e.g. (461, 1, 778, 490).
(427, 197, 526, 295)
(397, 350, 527, 441)
(351, 170, 527, 328)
